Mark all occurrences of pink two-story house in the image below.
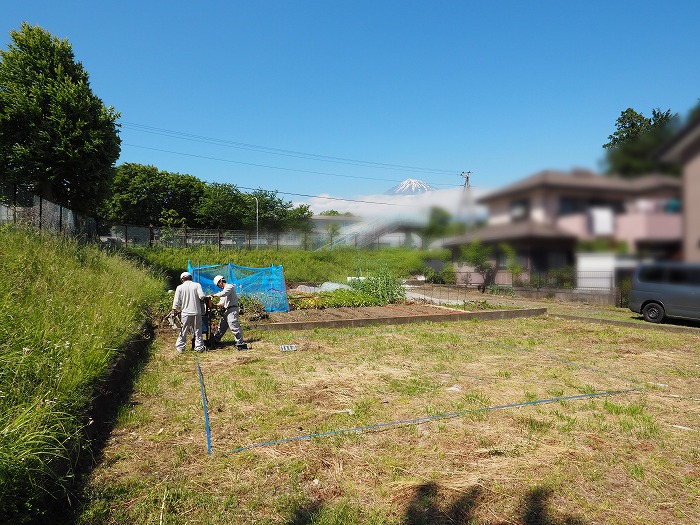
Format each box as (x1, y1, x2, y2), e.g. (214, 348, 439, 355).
(444, 169, 682, 284)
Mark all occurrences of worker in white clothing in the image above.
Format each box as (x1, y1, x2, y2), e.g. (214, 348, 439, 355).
(211, 274, 247, 349)
(172, 271, 206, 353)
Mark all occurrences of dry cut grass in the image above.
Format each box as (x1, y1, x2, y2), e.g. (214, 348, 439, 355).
(77, 315, 700, 524)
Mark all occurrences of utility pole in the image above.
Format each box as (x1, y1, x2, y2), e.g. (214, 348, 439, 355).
(460, 171, 475, 229)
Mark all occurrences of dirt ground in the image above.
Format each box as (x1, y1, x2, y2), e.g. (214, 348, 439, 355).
(256, 286, 625, 326)
(261, 302, 479, 324)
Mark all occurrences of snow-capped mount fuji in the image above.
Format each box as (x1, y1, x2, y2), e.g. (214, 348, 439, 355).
(385, 178, 437, 195)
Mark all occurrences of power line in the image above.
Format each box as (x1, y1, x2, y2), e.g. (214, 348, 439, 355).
(123, 143, 462, 188)
(121, 144, 418, 207)
(120, 121, 459, 178)
(236, 186, 412, 207)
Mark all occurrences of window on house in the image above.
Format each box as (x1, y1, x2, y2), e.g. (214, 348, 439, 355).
(559, 197, 624, 216)
(510, 199, 529, 221)
(497, 251, 528, 270)
(559, 198, 584, 215)
(547, 251, 568, 269)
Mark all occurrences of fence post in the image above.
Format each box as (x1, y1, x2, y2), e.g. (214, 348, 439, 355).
(218, 229, 221, 252)
(39, 196, 43, 231)
(125, 225, 128, 247)
(59, 205, 63, 233)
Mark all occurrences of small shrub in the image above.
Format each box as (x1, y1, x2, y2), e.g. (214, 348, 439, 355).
(618, 278, 631, 308)
(288, 289, 382, 310)
(349, 268, 405, 305)
(239, 295, 268, 320)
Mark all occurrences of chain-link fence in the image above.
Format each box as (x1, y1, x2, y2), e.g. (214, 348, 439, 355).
(0, 182, 422, 250)
(0, 181, 97, 240)
(0, 182, 332, 249)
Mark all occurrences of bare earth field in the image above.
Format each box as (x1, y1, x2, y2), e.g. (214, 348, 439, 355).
(76, 298, 700, 524)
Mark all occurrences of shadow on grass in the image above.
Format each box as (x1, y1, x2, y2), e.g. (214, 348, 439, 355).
(285, 483, 586, 525)
(631, 314, 700, 329)
(50, 327, 156, 525)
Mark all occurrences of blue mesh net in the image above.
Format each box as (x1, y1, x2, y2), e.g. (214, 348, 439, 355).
(187, 260, 289, 312)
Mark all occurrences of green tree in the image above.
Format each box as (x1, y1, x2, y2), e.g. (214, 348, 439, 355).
(498, 242, 523, 284)
(196, 182, 246, 229)
(247, 189, 311, 234)
(460, 239, 496, 292)
(602, 107, 680, 177)
(421, 206, 451, 247)
(104, 163, 206, 226)
(286, 203, 314, 233)
(319, 210, 354, 217)
(103, 163, 161, 225)
(159, 171, 206, 227)
(325, 222, 341, 245)
(0, 23, 121, 213)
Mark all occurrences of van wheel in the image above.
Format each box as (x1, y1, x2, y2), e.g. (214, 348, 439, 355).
(642, 302, 665, 323)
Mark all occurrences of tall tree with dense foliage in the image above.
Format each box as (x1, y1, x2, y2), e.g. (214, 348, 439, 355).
(105, 163, 206, 226)
(196, 182, 246, 229)
(247, 189, 312, 234)
(0, 23, 121, 213)
(602, 107, 680, 177)
(286, 204, 314, 232)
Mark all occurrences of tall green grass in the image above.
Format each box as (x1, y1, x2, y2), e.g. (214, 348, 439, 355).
(125, 245, 450, 284)
(0, 225, 164, 523)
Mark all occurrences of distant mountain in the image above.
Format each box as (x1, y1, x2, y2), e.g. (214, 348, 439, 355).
(385, 178, 437, 195)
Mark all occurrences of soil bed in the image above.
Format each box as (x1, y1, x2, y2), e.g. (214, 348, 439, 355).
(264, 303, 464, 323)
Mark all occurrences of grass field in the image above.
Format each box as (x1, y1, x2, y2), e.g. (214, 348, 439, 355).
(75, 314, 699, 524)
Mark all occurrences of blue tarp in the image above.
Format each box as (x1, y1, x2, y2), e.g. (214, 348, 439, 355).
(187, 260, 289, 312)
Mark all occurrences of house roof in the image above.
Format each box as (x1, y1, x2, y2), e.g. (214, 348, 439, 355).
(477, 169, 681, 203)
(657, 114, 700, 164)
(442, 220, 577, 248)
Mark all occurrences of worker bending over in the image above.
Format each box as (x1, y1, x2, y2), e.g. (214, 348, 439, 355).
(211, 274, 246, 349)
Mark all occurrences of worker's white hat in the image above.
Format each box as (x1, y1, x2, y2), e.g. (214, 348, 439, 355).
(213, 275, 225, 286)
(180, 271, 192, 280)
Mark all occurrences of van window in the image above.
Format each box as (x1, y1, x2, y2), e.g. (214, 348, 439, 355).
(638, 266, 665, 283)
(668, 267, 700, 285)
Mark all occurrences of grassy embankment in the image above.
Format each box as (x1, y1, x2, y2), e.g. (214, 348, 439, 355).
(0, 225, 164, 523)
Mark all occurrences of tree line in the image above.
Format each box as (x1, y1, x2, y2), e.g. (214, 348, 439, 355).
(104, 162, 312, 231)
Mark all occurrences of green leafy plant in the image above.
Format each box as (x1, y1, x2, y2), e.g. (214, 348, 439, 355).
(349, 268, 405, 305)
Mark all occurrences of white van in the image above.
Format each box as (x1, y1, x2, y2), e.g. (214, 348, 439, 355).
(629, 262, 700, 323)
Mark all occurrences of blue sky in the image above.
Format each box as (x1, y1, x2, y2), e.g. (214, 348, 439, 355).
(3, 1, 700, 214)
